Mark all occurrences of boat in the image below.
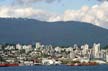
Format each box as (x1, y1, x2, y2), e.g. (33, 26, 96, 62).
(0, 63, 19, 67)
(5, 63, 19, 67)
(0, 64, 7, 67)
(70, 63, 81, 66)
(80, 62, 97, 66)
(67, 62, 98, 66)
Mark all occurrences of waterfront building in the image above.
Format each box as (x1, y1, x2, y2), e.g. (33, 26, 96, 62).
(55, 46, 62, 53)
(70, 51, 75, 59)
(22, 45, 32, 53)
(81, 44, 89, 55)
(80, 57, 90, 63)
(100, 50, 106, 60)
(66, 47, 73, 52)
(16, 44, 22, 50)
(93, 43, 101, 58)
(5, 45, 14, 50)
(35, 42, 42, 50)
(74, 44, 78, 49)
(106, 50, 108, 62)
(88, 49, 92, 60)
(23, 61, 34, 66)
(8, 46, 15, 50)
(42, 58, 61, 65)
(106, 54, 108, 62)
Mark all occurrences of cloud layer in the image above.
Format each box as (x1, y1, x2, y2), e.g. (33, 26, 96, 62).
(0, 1, 108, 29)
(0, 6, 56, 21)
(48, 2, 108, 29)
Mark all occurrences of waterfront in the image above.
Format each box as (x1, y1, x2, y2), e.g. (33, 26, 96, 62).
(0, 42, 108, 66)
(0, 65, 108, 71)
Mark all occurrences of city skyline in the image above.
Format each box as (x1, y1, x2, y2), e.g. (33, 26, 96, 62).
(0, 42, 108, 66)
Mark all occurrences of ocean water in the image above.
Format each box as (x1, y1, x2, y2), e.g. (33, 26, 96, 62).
(0, 65, 108, 71)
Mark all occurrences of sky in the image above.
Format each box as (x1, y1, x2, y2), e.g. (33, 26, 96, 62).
(0, 0, 97, 13)
(0, 0, 108, 29)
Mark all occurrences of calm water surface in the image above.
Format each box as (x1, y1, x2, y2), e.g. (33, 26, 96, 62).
(0, 65, 108, 71)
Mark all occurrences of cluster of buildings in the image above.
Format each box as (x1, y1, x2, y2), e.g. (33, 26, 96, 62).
(0, 42, 108, 66)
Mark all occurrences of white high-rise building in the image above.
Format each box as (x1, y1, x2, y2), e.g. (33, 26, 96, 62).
(106, 50, 108, 62)
(74, 44, 80, 54)
(22, 45, 32, 53)
(70, 51, 75, 59)
(35, 42, 41, 49)
(93, 43, 100, 58)
(74, 44, 78, 49)
(55, 46, 62, 53)
(16, 44, 22, 50)
(81, 44, 89, 55)
(106, 55, 108, 63)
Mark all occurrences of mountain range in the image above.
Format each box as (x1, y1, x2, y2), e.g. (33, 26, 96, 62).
(0, 18, 108, 46)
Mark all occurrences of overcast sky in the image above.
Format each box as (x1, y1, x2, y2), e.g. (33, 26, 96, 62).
(0, 0, 108, 29)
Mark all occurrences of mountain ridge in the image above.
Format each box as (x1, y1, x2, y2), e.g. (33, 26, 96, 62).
(0, 18, 108, 46)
